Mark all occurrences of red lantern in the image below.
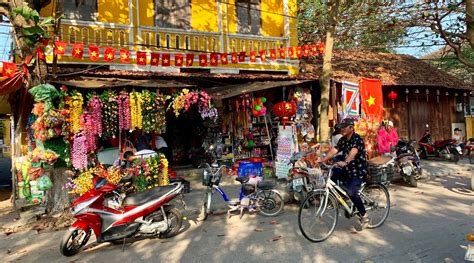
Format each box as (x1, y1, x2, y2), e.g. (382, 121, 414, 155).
(273, 101, 297, 125)
(387, 90, 398, 108)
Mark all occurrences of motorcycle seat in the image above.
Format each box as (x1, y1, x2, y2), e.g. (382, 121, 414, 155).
(257, 181, 275, 190)
(396, 153, 413, 160)
(368, 156, 392, 166)
(236, 177, 250, 184)
(123, 185, 176, 206)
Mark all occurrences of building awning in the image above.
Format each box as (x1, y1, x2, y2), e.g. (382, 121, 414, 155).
(0, 70, 25, 96)
(207, 80, 315, 99)
(52, 77, 195, 89)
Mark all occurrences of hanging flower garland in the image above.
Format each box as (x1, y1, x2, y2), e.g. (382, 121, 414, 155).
(130, 91, 143, 130)
(168, 89, 189, 117)
(141, 90, 159, 133)
(117, 91, 131, 131)
(100, 90, 119, 139)
(168, 89, 217, 120)
(88, 94, 103, 136)
(68, 91, 84, 134)
(71, 133, 87, 170)
(159, 153, 169, 186)
(156, 93, 168, 133)
(80, 111, 98, 153)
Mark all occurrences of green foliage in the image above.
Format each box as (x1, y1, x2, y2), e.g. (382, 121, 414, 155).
(429, 46, 474, 82)
(12, 5, 54, 47)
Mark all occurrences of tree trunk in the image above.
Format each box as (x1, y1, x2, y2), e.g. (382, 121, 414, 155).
(318, 0, 340, 142)
(46, 168, 73, 214)
(467, 0, 474, 49)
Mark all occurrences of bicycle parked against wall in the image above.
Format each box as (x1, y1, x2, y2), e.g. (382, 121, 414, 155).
(198, 163, 284, 220)
(298, 163, 390, 242)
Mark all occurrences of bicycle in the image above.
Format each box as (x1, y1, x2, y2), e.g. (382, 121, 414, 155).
(198, 163, 284, 221)
(298, 163, 390, 242)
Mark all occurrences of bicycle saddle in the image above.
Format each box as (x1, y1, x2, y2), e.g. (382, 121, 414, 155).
(236, 177, 250, 184)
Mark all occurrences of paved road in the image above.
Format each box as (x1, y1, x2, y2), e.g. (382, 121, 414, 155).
(1, 160, 473, 263)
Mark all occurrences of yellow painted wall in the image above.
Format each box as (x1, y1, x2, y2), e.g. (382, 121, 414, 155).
(466, 116, 474, 139)
(138, 0, 154, 27)
(98, 0, 130, 24)
(288, 0, 298, 46)
(192, 0, 218, 32)
(225, 0, 237, 34)
(261, 0, 284, 37)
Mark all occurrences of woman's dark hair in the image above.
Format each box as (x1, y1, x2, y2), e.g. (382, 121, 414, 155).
(123, 151, 134, 159)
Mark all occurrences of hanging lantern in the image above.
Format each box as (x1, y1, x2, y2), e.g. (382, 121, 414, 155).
(318, 42, 325, 55)
(273, 101, 297, 125)
(387, 90, 398, 108)
(415, 89, 419, 94)
(405, 88, 409, 102)
(425, 89, 429, 102)
(436, 90, 440, 103)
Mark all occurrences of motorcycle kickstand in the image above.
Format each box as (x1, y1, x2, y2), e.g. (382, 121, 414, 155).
(121, 237, 127, 252)
(227, 207, 238, 218)
(239, 207, 244, 219)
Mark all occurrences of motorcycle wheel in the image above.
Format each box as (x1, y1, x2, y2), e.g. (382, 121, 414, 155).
(59, 227, 91, 257)
(408, 175, 418, 187)
(419, 147, 427, 159)
(160, 208, 183, 238)
(451, 149, 460, 163)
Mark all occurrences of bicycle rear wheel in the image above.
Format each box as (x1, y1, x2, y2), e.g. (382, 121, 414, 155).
(361, 184, 390, 228)
(256, 190, 284, 217)
(298, 189, 338, 242)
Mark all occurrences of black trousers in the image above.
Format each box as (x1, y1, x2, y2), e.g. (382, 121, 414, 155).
(331, 168, 366, 216)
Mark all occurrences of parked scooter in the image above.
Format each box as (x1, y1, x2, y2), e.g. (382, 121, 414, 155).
(418, 125, 462, 163)
(287, 149, 324, 203)
(394, 140, 422, 187)
(60, 176, 186, 257)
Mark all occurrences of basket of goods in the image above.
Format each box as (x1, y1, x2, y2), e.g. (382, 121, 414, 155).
(367, 156, 394, 186)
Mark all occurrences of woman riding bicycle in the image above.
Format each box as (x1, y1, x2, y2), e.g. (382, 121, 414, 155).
(320, 118, 370, 229)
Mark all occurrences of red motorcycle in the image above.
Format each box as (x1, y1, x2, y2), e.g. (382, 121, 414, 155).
(418, 126, 462, 163)
(60, 176, 186, 257)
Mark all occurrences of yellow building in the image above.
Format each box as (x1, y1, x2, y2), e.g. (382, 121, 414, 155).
(39, 0, 299, 74)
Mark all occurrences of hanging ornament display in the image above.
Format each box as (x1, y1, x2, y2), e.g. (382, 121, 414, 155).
(68, 91, 84, 133)
(71, 133, 87, 170)
(405, 88, 409, 102)
(117, 91, 131, 130)
(130, 90, 143, 130)
(436, 90, 440, 103)
(252, 97, 267, 117)
(425, 89, 429, 102)
(387, 90, 398, 108)
(88, 94, 103, 136)
(168, 89, 217, 120)
(273, 101, 297, 125)
(100, 90, 119, 139)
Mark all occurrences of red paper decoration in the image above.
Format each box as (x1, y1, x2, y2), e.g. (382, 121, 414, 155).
(273, 101, 297, 123)
(388, 90, 398, 108)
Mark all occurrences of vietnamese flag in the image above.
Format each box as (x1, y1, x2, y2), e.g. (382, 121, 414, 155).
(37, 47, 45, 60)
(120, 49, 130, 63)
(296, 46, 302, 58)
(231, 53, 238, 64)
(71, 43, 84, 58)
(303, 45, 310, 57)
(288, 47, 295, 58)
(259, 50, 266, 62)
(359, 78, 384, 122)
(103, 47, 116, 62)
(175, 54, 184, 67)
(199, 54, 208, 66)
(186, 54, 194, 66)
(270, 49, 277, 61)
(220, 53, 228, 65)
(54, 41, 67, 55)
(249, 51, 257, 62)
(210, 53, 219, 66)
(89, 45, 100, 61)
(136, 51, 147, 66)
(279, 48, 286, 59)
(2, 62, 16, 78)
(311, 44, 318, 55)
(239, 51, 246, 62)
(150, 52, 160, 66)
(162, 53, 171, 66)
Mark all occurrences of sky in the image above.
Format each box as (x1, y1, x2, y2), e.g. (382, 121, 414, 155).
(0, 23, 12, 62)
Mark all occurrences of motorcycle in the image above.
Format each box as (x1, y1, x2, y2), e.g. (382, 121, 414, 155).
(394, 140, 422, 187)
(418, 125, 462, 163)
(60, 176, 186, 257)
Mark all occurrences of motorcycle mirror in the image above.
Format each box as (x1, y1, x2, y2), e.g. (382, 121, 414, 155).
(211, 163, 219, 168)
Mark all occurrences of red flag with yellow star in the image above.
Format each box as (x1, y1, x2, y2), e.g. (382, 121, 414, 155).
(270, 49, 277, 61)
(249, 51, 257, 62)
(231, 53, 238, 64)
(37, 47, 45, 61)
(279, 48, 286, 59)
(186, 54, 194, 66)
(150, 52, 160, 66)
(199, 54, 208, 66)
(162, 53, 171, 67)
(359, 78, 384, 121)
(72, 43, 84, 58)
(210, 53, 219, 66)
(175, 54, 184, 67)
(2, 62, 16, 78)
(54, 41, 67, 55)
(103, 47, 116, 62)
(220, 53, 228, 65)
(259, 50, 266, 62)
(89, 45, 100, 61)
(288, 47, 295, 58)
(239, 52, 246, 62)
(120, 49, 130, 63)
(303, 45, 310, 57)
(136, 51, 147, 66)
(296, 46, 302, 58)
(311, 44, 318, 55)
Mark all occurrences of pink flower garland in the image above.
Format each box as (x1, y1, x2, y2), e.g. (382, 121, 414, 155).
(117, 91, 131, 130)
(71, 133, 87, 170)
(88, 95, 103, 136)
(80, 111, 98, 153)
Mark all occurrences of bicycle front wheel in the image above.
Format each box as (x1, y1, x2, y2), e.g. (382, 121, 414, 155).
(361, 184, 390, 228)
(298, 189, 338, 242)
